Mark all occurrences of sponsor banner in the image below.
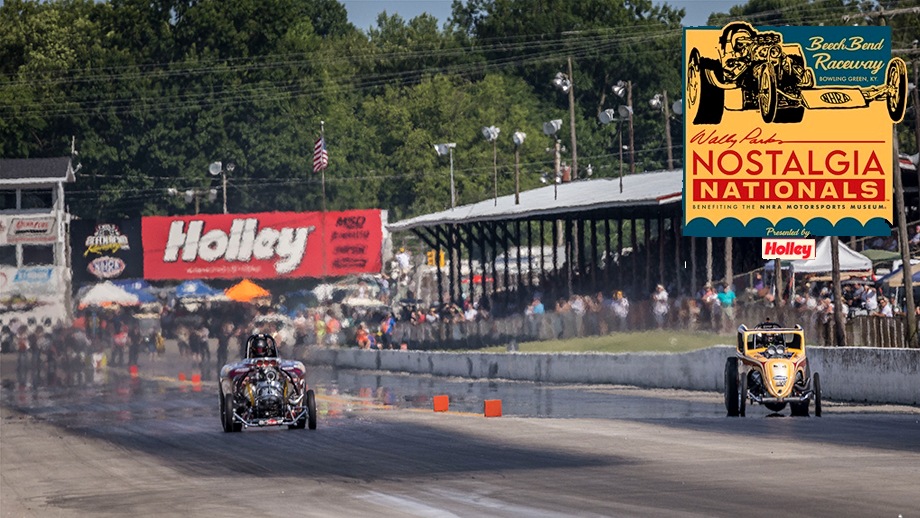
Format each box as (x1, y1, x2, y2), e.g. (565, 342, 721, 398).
(761, 239, 816, 260)
(0, 266, 67, 322)
(70, 219, 144, 283)
(683, 23, 905, 237)
(142, 210, 383, 280)
(0, 215, 59, 245)
(0, 266, 62, 295)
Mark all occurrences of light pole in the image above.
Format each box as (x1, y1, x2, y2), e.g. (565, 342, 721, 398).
(208, 161, 235, 214)
(167, 187, 216, 215)
(434, 143, 457, 209)
(512, 131, 526, 205)
(599, 108, 628, 193)
(649, 91, 677, 170)
(612, 80, 635, 177)
(552, 59, 578, 180)
(482, 126, 500, 205)
(543, 120, 562, 200)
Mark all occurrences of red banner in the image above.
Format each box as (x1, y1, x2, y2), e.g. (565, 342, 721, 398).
(142, 210, 382, 280)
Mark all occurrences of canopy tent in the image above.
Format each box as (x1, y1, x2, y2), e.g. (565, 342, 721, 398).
(860, 249, 902, 265)
(342, 296, 389, 309)
(174, 280, 224, 300)
(78, 281, 140, 309)
(111, 279, 157, 304)
(764, 237, 872, 273)
(876, 263, 920, 288)
(278, 289, 319, 316)
(225, 279, 271, 303)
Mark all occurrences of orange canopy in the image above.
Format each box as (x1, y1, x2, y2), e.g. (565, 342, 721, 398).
(225, 279, 271, 302)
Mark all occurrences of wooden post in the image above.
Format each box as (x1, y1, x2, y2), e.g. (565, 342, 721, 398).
(831, 236, 847, 346)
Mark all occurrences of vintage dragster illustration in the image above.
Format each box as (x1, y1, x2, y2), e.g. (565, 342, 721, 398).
(725, 321, 822, 417)
(219, 333, 317, 432)
(688, 22, 907, 124)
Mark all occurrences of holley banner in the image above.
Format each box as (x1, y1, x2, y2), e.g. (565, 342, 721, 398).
(142, 210, 383, 280)
(683, 22, 907, 237)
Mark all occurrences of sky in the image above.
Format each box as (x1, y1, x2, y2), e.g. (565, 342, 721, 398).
(341, 0, 744, 31)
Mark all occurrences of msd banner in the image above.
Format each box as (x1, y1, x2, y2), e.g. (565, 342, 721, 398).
(142, 210, 382, 280)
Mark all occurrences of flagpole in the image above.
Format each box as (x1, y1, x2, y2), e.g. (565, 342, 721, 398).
(320, 120, 326, 213)
(319, 120, 327, 278)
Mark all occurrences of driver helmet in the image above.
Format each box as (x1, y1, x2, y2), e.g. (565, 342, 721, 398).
(249, 334, 272, 358)
(719, 22, 755, 56)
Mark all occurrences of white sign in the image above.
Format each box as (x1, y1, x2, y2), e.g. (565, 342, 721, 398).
(761, 239, 816, 261)
(0, 215, 58, 245)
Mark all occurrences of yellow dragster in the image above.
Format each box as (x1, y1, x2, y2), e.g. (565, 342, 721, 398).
(725, 321, 822, 417)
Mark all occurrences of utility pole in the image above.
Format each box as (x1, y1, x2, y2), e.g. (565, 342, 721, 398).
(893, 125, 918, 346)
(627, 81, 635, 175)
(662, 90, 674, 170)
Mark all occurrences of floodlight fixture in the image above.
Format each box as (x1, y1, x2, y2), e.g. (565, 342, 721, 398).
(482, 126, 500, 142)
(598, 109, 617, 125)
(543, 119, 563, 136)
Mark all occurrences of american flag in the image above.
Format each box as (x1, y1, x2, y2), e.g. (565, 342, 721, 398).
(313, 137, 328, 173)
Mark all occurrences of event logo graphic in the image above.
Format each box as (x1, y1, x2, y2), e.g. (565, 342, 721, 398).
(88, 256, 127, 279)
(683, 22, 907, 237)
(84, 223, 131, 256)
(162, 218, 315, 275)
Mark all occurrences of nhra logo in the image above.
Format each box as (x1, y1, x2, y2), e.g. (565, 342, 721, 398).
(88, 256, 126, 279)
(819, 92, 852, 104)
(163, 218, 315, 274)
(85, 223, 130, 256)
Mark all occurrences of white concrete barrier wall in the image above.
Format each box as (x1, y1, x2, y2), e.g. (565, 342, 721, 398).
(304, 346, 920, 406)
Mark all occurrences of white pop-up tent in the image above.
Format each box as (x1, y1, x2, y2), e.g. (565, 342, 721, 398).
(78, 281, 140, 309)
(764, 236, 872, 273)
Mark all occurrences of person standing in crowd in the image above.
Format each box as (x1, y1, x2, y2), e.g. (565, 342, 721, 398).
(525, 296, 544, 316)
(216, 321, 233, 367)
(33, 326, 52, 378)
(862, 285, 879, 313)
(127, 323, 142, 366)
(873, 297, 893, 318)
(717, 283, 736, 333)
(196, 323, 211, 364)
(314, 313, 326, 345)
(355, 323, 370, 349)
(612, 291, 630, 331)
(111, 324, 128, 366)
(144, 329, 158, 364)
(16, 325, 31, 373)
(652, 284, 669, 328)
(380, 313, 396, 349)
(326, 313, 341, 346)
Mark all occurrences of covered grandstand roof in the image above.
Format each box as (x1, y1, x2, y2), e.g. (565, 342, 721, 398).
(0, 157, 76, 186)
(388, 169, 682, 231)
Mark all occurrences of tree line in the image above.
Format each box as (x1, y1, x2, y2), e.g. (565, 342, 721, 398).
(1, 0, 918, 221)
